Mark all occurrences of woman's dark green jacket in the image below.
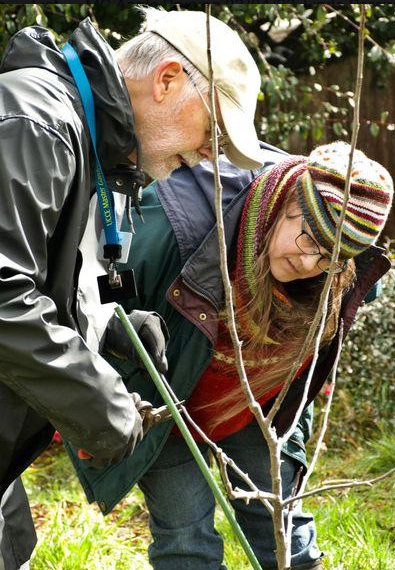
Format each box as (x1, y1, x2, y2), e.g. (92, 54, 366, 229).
(68, 151, 390, 515)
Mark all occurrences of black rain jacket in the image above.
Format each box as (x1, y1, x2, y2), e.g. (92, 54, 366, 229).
(0, 19, 142, 496)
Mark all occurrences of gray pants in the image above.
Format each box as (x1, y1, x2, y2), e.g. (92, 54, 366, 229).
(0, 479, 36, 570)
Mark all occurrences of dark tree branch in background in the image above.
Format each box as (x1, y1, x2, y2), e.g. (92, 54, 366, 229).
(323, 4, 393, 58)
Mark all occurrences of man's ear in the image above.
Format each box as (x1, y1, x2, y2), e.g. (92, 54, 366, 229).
(152, 61, 185, 103)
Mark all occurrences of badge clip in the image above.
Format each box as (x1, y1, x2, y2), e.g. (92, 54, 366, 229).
(108, 261, 123, 289)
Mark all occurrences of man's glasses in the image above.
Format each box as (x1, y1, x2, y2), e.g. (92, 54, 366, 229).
(183, 68, 230, 151)
(286, 211, 347, 274)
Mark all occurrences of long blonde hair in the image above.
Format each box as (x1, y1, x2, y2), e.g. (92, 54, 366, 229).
(204, 189, 356, 432)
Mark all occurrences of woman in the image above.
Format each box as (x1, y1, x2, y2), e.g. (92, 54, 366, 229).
(69, 141, 393, 570)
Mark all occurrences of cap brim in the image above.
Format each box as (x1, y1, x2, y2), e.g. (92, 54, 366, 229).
(218, 91, 264, 170)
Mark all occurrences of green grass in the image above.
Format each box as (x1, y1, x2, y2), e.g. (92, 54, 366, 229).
(23, 433, 395, 570)
(305, 431, 395, 570)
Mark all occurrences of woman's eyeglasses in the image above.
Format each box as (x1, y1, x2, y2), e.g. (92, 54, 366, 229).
(286, 211, 347, 274)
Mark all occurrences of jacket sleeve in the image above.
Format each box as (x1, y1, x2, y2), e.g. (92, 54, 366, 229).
(0, 117, 138, 459)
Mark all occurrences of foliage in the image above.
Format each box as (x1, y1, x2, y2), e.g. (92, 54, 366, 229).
(320, 264, 395, 449)
(210, 4, 395, 147)
(0, 4, 142, 53)
(1, 4, 394, 149)
(357, 430, 395, 474)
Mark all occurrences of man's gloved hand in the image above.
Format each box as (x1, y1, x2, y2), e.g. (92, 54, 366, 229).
(78, 392, 149, 468)
(104, 310, 169, 374)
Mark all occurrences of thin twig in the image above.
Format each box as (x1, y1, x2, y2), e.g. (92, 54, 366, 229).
(217, 450, 275, 510)
(158, 372, 275, 510)
(183, 409, 275, 508)
(298, 321, 343, 495)
(87, 4, 99, 27)
(45, 6, 81, 24)
(204, 8, 269, 438)
(284, 467, 395, 505)
(267, 5, 367, 437)
(229, 466, 395, 506)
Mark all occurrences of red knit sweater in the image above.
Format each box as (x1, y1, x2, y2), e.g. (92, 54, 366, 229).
(173, 320, 311, 442)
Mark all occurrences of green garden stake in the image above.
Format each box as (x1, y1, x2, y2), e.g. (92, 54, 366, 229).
(115, 305, 263, 570)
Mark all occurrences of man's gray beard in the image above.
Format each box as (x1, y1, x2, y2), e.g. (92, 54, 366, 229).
(140, 156, 180, 181)
(141, 150, 204, 181)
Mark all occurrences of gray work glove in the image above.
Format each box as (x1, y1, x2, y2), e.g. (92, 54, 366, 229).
(78, 392, 150, 468)
(104, 310, 169, 374)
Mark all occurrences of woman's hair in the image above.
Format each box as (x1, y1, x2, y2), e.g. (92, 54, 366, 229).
(116, 8, 208, 102)
(205, 182, 356, 432)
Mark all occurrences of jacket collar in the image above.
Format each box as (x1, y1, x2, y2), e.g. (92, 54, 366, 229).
(157, 147, 288, 310)
(180, 189, 248, 311)
(1, 18, 136, 171)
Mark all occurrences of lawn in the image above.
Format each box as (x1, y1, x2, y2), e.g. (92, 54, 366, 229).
(23, 429, 395, 570)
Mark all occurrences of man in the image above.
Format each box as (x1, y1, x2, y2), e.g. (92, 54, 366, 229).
(0, 7, 263, 569)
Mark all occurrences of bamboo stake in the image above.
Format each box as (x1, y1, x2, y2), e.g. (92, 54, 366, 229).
(115, 305, 264, 570)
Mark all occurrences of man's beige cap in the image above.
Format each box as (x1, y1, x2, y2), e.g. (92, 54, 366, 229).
(143, 9, 263, 170)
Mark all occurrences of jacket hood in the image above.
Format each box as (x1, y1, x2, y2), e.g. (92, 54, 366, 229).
(0, 18, 136, 170)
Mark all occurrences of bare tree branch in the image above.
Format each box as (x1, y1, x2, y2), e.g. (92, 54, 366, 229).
(298, 322, 343, 495)
(226, 465, 395, 507)
(204, 8, 272, 441)
(275, 6, 367, 565)
(158, 371, 275, 509)
(205, 4, 288, 565)
(284, 467, 395, 505)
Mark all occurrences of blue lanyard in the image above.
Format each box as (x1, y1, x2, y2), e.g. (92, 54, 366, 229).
(62, 42, 120, 254)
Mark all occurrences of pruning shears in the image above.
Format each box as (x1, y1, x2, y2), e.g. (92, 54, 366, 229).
(77, 399, 184, 460)
(138, 400, 185, 433)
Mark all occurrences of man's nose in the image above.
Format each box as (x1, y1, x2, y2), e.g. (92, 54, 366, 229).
(197, 144, 214, 161)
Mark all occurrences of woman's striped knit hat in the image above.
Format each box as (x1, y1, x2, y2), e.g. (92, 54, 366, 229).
(298, 141, 393, 259)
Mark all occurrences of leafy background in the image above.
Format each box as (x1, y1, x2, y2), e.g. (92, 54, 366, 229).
(1, 3, 394, 236)
(1, 4, 394, 568)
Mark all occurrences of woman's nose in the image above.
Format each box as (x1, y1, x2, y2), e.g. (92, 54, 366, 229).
(300, 253, 320, 272)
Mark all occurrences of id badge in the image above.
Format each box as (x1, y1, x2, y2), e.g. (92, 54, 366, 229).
(97, 269, 138, 304)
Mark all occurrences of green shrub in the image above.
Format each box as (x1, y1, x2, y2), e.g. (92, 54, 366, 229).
(328, 263, 395, 448)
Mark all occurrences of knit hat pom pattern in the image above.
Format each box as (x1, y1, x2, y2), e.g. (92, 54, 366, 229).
(298, 141, 394, 259)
